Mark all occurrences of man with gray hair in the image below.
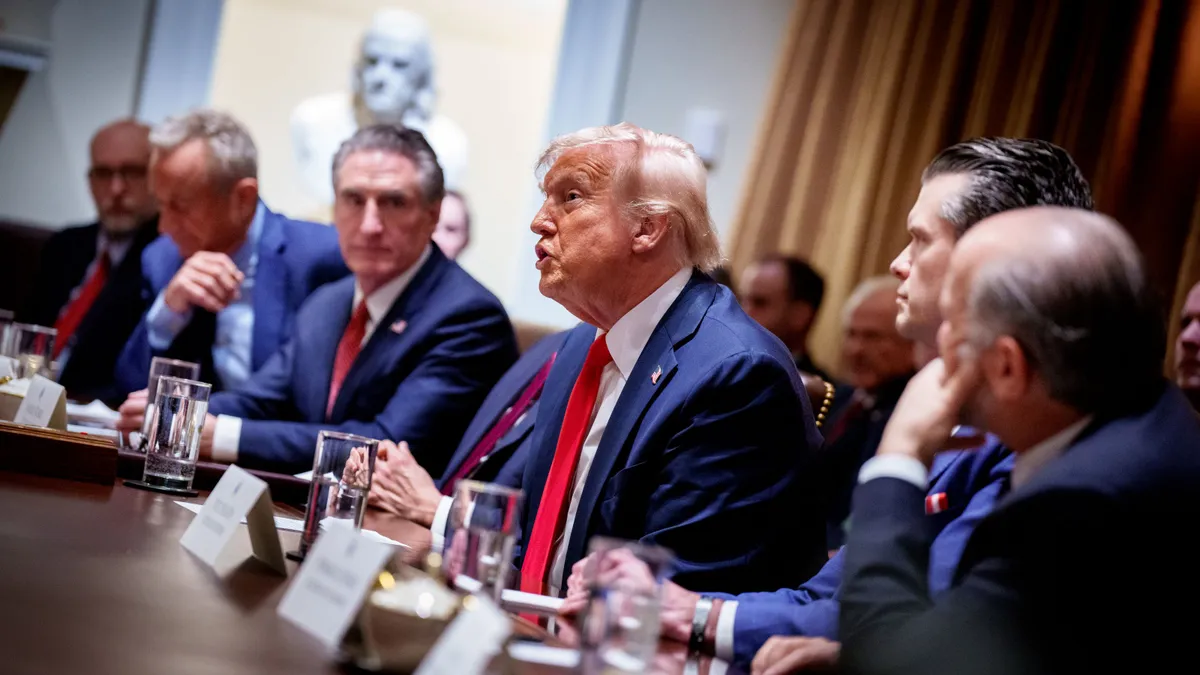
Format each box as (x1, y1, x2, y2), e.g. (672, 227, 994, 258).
(200, 125, 515, 473)
(839, 208, 1200, 674)
(516, 123, 826, 604)
(114, 109, 347, 407)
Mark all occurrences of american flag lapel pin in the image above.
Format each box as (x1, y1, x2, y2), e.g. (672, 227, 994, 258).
(390, 319, 408, 335)
(925, 492, 949, 515)
(650, 365, 662, 385)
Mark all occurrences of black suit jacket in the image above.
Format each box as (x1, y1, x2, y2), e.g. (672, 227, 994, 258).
(840, 383, 1200, 675)
(19, 219, 159, 402)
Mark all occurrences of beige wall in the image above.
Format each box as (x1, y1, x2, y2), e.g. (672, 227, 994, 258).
(208, 0, 567, 299)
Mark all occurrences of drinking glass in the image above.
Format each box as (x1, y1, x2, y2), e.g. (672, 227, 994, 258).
(8, 324, 56, 379)
(579, 537, 675, 673)
(444, 480, 523, 602)
(128, 357, 201, 451)
(295, 431, 380, 559)
(142, 376, 211, 491)
(0, 311, 14, 377)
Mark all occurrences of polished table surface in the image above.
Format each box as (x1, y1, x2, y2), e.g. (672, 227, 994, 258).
(0, 471, 735, 674)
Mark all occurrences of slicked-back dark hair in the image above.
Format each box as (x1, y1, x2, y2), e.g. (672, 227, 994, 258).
(332, 124, 445, 204)
(922, 138, 1093, 235)
(759, 255, 825, 312)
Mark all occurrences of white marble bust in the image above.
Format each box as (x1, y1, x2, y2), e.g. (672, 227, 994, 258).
(291, 9, 469, 204)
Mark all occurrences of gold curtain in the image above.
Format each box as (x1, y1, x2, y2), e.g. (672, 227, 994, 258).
(730, 0, 1200, 376)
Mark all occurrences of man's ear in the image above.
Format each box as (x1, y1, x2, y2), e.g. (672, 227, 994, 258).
(231, 178, 259, 219)
(631, 212, 672, 255)
(983, 335, 1031, 401)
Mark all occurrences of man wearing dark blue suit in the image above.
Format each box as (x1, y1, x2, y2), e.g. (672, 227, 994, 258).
(113, 110, 346, 408)
(21, 119, 161, 403)
(365, 331, 567, 547)
(195, 125, 516, 474)
(838, 209, 1200, 675)
(513, 123, 825, 603)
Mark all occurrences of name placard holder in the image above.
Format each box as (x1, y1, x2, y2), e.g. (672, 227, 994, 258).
(180, 465, 286, 574)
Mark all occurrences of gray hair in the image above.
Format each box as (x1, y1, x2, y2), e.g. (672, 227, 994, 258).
(536, 123, 722, 273)
(150, 109, 257, 186)
(923, 137, 1093, 236)
(331, 125, 445, 204)
(841, 276, 900, 326)
(964, 209, 1165, 415)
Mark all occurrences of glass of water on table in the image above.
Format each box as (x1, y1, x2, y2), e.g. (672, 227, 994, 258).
(126, 357, 200, 450)
(292, 431, 380, 561)
(141, 376, 211, 491)
(444, 480, 523, 602)
(579, 537, 675, 673)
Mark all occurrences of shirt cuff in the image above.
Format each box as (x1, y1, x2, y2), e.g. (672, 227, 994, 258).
(858, 455, 929, 489)
(211, 414, 242, 463)
(714, 599, 737, 661)
(429, 495, 454, 553)
(145, 292, 193, 350)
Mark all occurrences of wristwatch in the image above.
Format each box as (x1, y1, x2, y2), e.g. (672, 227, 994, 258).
(690, 596, 714, 652)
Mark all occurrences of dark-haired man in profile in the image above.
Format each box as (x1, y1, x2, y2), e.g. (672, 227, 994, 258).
(740, 255, 831, 381)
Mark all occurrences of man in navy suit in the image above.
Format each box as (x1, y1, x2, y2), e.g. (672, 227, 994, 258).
(568, 137, 1095, 671)
(838, 209, 1200, 675)
(365, 331, 566, 547)
(515, 123, 825, 602)
(21, 119, 160, 403)
(195, 125, 516, 474)
(113, 110, 347, 404)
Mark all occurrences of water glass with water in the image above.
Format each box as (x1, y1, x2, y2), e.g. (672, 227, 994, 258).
(142, 376, 211, 491)
(579, 537, 675, 673)
(8, 323, 56, 379)
(444, 480, 523, 601)
(129, 357, 201, 451)
(0, 311, 15, 377)
(297, 431, 380, 557)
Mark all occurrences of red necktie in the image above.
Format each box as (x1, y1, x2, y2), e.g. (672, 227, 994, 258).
(520, 336, 612, 597)
(326, 301, 369, 420)
(442, 353, 557, 495)
(53, 251, 110, 359)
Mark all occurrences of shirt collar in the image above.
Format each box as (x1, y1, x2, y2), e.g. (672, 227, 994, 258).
(601, 267, 692, 379)
(97, 230, 134, 268)
(229, 202, 266, 274)
(1011, 415, 1093, 488)
(353, 243, 433, 324)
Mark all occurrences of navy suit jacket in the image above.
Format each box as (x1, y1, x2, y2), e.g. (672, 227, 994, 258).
(20, 218, 159, 403)
(841, 384, 1200, 675)
(519, 272, 826, 595)
(207, 246, 518, 475)
(719, 437, 1012, 665)
(435, 331, 567, 492)
(114, 205, 347, 396)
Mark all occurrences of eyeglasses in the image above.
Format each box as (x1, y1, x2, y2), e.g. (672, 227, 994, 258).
(88, 165, 148, 183)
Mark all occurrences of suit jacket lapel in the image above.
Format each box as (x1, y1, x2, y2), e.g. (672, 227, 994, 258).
(564, 273, 716, 566)
(329, 248, 448, 421)
(251, 209, 289, 370)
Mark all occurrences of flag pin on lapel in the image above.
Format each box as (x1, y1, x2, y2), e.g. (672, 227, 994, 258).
(390, 319, 408, 335)
(650, 365, 663, 385)
(925, 492, 949, 515)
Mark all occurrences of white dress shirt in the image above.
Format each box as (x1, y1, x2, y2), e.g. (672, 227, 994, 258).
(713, 416, 1093, 660)
(544, 266, 691, 596)
(211, 245, 432, 462)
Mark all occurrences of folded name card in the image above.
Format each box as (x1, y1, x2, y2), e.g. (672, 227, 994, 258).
(277, 524, 394, 650)
(12, 375, 67, 429)
(415, 594, 512, 675)
(179, 465, 286, 574)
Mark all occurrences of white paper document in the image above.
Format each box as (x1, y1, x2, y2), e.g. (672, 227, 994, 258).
(65, 399, 120, 427)
(176, 500, 306, 533)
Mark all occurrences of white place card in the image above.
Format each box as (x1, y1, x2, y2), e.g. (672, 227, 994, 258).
(415, 594, 512, 675)
(0, 356, 14, 381)
(14, 375, 65, 428)
(179, 465, 286, 574)
(277, 523, 393, 650)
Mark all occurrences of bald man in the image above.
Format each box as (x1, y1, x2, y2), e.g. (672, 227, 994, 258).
(21, 119, 160, 401)
(840, 208, 1200, 675)
(1177, 280, 1200, 412)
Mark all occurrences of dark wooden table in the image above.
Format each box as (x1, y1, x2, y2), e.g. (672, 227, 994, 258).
(0, 472, 735, 674)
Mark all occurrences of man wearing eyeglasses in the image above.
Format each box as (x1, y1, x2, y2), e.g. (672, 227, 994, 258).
(20, 119, 161, 402)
